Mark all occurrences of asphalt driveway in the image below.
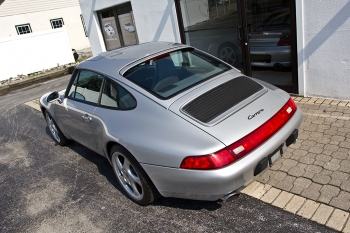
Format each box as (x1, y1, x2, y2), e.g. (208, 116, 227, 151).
(0, 104, 335, 232)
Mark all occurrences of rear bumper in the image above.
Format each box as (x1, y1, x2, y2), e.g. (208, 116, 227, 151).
(250, 46, 291, 68)
(141, 107, 303, 201)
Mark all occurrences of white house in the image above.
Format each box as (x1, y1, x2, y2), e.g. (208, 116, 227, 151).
(78, 0, 350, 101)
(0, 0, 91, 81)
(0, 0, 90, 50)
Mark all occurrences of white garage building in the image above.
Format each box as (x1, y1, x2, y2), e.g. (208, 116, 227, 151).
(78, 0, 350, 100)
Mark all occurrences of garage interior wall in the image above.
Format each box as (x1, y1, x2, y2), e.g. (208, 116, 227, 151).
(79, 0, 181, 55)
(297, 0, 350, 100)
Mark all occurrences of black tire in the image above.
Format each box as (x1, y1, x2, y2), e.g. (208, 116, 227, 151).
(110, 145, 160, 205)
(45, 111, 69, 146)
(217, 42, 240, 68)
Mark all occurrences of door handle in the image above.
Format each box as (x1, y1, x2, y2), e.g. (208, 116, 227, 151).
(82, 114, 92, 122)
(237, 25, 242, 40)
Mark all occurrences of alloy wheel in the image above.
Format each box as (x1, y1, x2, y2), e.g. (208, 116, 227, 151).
(112, 152, 144, 201)
(46, 114, 60, 143)
(219, 47, 237, 65)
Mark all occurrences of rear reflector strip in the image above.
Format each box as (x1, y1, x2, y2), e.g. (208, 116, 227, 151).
(228, 98, 297, 160)
(233, 145, 245, 154)
(180, 98, 297, 170)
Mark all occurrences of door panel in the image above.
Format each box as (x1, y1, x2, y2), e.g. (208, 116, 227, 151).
(246, 0, 293, 91)
(63, 100, 99, 151)
(58, 69, 104, 152)
(179, 0, 242, 70)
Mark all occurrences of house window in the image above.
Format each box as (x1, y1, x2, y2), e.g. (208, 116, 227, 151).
(15, 24, 32, 35)
(50, 18, 64, 29)
(80, 14, 88, 37)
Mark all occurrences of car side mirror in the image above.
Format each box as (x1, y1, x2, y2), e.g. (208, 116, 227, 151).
(46, 91, 61, 103)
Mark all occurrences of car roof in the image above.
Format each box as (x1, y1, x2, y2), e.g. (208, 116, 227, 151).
(77, 42, 189, 74)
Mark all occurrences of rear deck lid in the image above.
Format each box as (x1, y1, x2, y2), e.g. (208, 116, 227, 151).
(181, 76, 264, 124)
(169, 73, 288, 146)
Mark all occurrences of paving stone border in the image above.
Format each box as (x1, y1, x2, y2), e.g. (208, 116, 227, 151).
(24, 98, 41, 111)
(277, 96, 350, 210)
(242, 181, 350, 232)
(241, 96, 350, 232)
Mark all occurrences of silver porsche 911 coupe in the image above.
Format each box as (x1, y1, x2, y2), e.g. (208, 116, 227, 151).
(40, 42, 302, 205)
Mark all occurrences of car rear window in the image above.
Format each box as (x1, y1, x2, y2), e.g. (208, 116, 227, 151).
(123, 48, 231, 99)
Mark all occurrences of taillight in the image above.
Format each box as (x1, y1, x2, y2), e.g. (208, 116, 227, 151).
(180, 98, 297, 170)
(277, 37, 291, 46)
(180, 149, 234, 170)
(229, 98, 296, 159)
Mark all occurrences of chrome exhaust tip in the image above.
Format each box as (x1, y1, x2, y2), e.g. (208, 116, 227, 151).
(220, 191, 240, 202)
(274, 63, 284, 70)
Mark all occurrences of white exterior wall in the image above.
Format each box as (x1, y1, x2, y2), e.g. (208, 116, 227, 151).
(297, 0, 350, 100)
(0, 27, 74, 81)
(0, 0, 90, 50)
(79, 0, 181, 55)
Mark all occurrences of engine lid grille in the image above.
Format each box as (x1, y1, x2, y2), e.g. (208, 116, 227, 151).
(181, 76, 265, 124)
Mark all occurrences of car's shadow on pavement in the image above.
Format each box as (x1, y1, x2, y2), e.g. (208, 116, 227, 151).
(45, 127, 122, 191)
(152, 197, 223, 211)
(45, 127, 223, 211)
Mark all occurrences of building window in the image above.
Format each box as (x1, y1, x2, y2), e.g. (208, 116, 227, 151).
(15, 24, 32, 35)
(50, 18, 64, 29)
(80, 14, 88, 37)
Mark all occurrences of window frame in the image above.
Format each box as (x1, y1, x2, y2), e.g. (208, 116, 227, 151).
(123, 48, 232, 100)
(65, 69, 137, 110)
(50, 18, 64, 29)
(15, 24, 32, 35)
(65, 69, 104, 106)
(99, 77, 137, 110)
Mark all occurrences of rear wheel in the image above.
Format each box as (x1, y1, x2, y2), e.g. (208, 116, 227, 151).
(45, 111, 69, 146)
(218, 42, 240, 67)
(110, 145, 160, 205)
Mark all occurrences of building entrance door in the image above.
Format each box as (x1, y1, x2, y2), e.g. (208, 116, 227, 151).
(98, 2, 139, 51)
(176, 0, 297, 93)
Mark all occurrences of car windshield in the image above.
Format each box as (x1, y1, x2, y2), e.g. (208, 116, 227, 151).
(123, 48, 231, 99)
(258, 11, 290, 31)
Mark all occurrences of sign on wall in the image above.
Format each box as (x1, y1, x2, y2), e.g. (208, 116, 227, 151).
(118, 12, 138, 46)
(101, 17, 121, 50)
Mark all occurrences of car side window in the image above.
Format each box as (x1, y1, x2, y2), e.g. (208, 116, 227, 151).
(100, 78, 136, 109)
(67, 70, 103, 104)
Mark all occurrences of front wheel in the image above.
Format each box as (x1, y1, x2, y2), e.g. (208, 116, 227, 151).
(45, 111, 69, 146)
(110, 145, 160, 205)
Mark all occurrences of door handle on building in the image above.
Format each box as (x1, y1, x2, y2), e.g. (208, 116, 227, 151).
(82, 114, 92, 122)
(237, 25, 242, 40)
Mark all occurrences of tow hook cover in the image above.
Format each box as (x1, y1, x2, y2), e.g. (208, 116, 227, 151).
(254, 157, 269, 176)
(286, 129, 298, 147)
